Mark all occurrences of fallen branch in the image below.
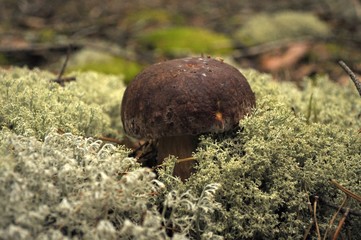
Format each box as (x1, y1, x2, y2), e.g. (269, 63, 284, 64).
(330, 179, 361, 202)
(50, 46, 76, 86)
(338, 60, 361, 97)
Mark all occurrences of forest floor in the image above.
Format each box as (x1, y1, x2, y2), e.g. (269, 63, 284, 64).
(1, 0, 361, 85)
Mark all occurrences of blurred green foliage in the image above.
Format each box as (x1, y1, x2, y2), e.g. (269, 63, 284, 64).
(38, 28, 57, 43)
(235, 11, 330, 46)
(121, 9, 184, 33)
(67, 48, 142, 84)
(0, 54, 9, 65)
(137, 26, 233, 56)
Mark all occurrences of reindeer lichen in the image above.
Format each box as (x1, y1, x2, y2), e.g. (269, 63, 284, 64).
(0, 67, 360, 239)
(0, 130, 221, 239)
(0, 68, 125, 139)
(170, 70, 361, 239)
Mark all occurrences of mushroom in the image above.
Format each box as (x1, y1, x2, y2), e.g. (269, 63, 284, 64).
(121, 57, 256, 181)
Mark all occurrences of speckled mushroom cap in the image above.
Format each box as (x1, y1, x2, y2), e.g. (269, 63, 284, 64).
(121, 57, 256, 139)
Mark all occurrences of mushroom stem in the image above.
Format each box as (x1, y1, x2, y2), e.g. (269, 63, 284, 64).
(157, 135, 198, 181)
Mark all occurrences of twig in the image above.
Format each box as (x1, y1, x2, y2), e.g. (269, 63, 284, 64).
(332, 208, 350, 240)
(176, 156, 196, 163)
(303, 193, 314, 240)
(51, 46, 76, 86)
(128, 141, 158, 168)
(338, 60, 361, 97)
(303, 222, 314, 240)
(330, 179, 361, 202)
(313, 196, 322, 240)
(323, 196, 348, 240)
(52, 77, 76, 86)
(326, 179, 361, 239)
(97, 136, 124, 145)
(0, 43, 81, 54)
(318, 197, 361, 217)
(57, 48, 70, 80)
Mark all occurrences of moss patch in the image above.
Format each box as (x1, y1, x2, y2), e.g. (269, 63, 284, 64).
(0, 68, 125, 139)
(121, 9, 184, 33)
(235, 11, 330, 46)
(0, 54, 10, 65)
(0, 67, 360, 239)
(67, 48, 142, 84)
(159, 70, 361, 239)
(137, 26, 233, 56)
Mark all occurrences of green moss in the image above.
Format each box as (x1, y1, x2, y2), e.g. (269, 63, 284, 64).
(122, 9, 184, 33)
(1, 67, 361, 239)
(38, 28, 57, 43)
(0, 54, 10, 65)
(235, 11, 330, 46)
(67, 48, 142, 84)
(137, 26, 233, 56)
(0, 67, 125, 139)
(71, 58, 141, 85)
(158, 70, 361, 239)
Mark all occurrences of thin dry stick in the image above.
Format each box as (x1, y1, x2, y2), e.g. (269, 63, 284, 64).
(303, 222, 314, 240)
(176, 156, 196, 163)
(328, 179, 361, 239)
(51, 46, 76, 86)
(97, 136, 124, 145)
(319, 197, 361, 217)
(303, 193, 315, 240)
(313, 196, 322, 240)
(332, 208, 350, 240)
(307, 192, 314, 213)
(57, 47, 70, 80)
(338, 60, 361, 97)
(323, 196, 349, 240)
(330, 179, 361, 202)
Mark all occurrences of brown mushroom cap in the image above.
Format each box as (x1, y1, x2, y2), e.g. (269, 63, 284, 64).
(121, 57, 256, 139)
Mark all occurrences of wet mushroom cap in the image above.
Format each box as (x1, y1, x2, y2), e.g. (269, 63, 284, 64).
(121, 57, 256, 139)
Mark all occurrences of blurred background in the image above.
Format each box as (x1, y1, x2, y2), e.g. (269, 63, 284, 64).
(0, 0, 360, 84)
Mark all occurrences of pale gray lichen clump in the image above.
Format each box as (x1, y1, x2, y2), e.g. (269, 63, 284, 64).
(0, 68, 222, 239)
(235, 11, 330, 46)
(0, 130, 221, 239)
(180, 71, 361, 239)
(0, 67, 360, 239)
(0, 68, 125, 139)
(159, 70, 361, 239)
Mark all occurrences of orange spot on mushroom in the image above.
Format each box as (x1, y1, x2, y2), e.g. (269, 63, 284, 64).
(215, 111, 225, 130)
